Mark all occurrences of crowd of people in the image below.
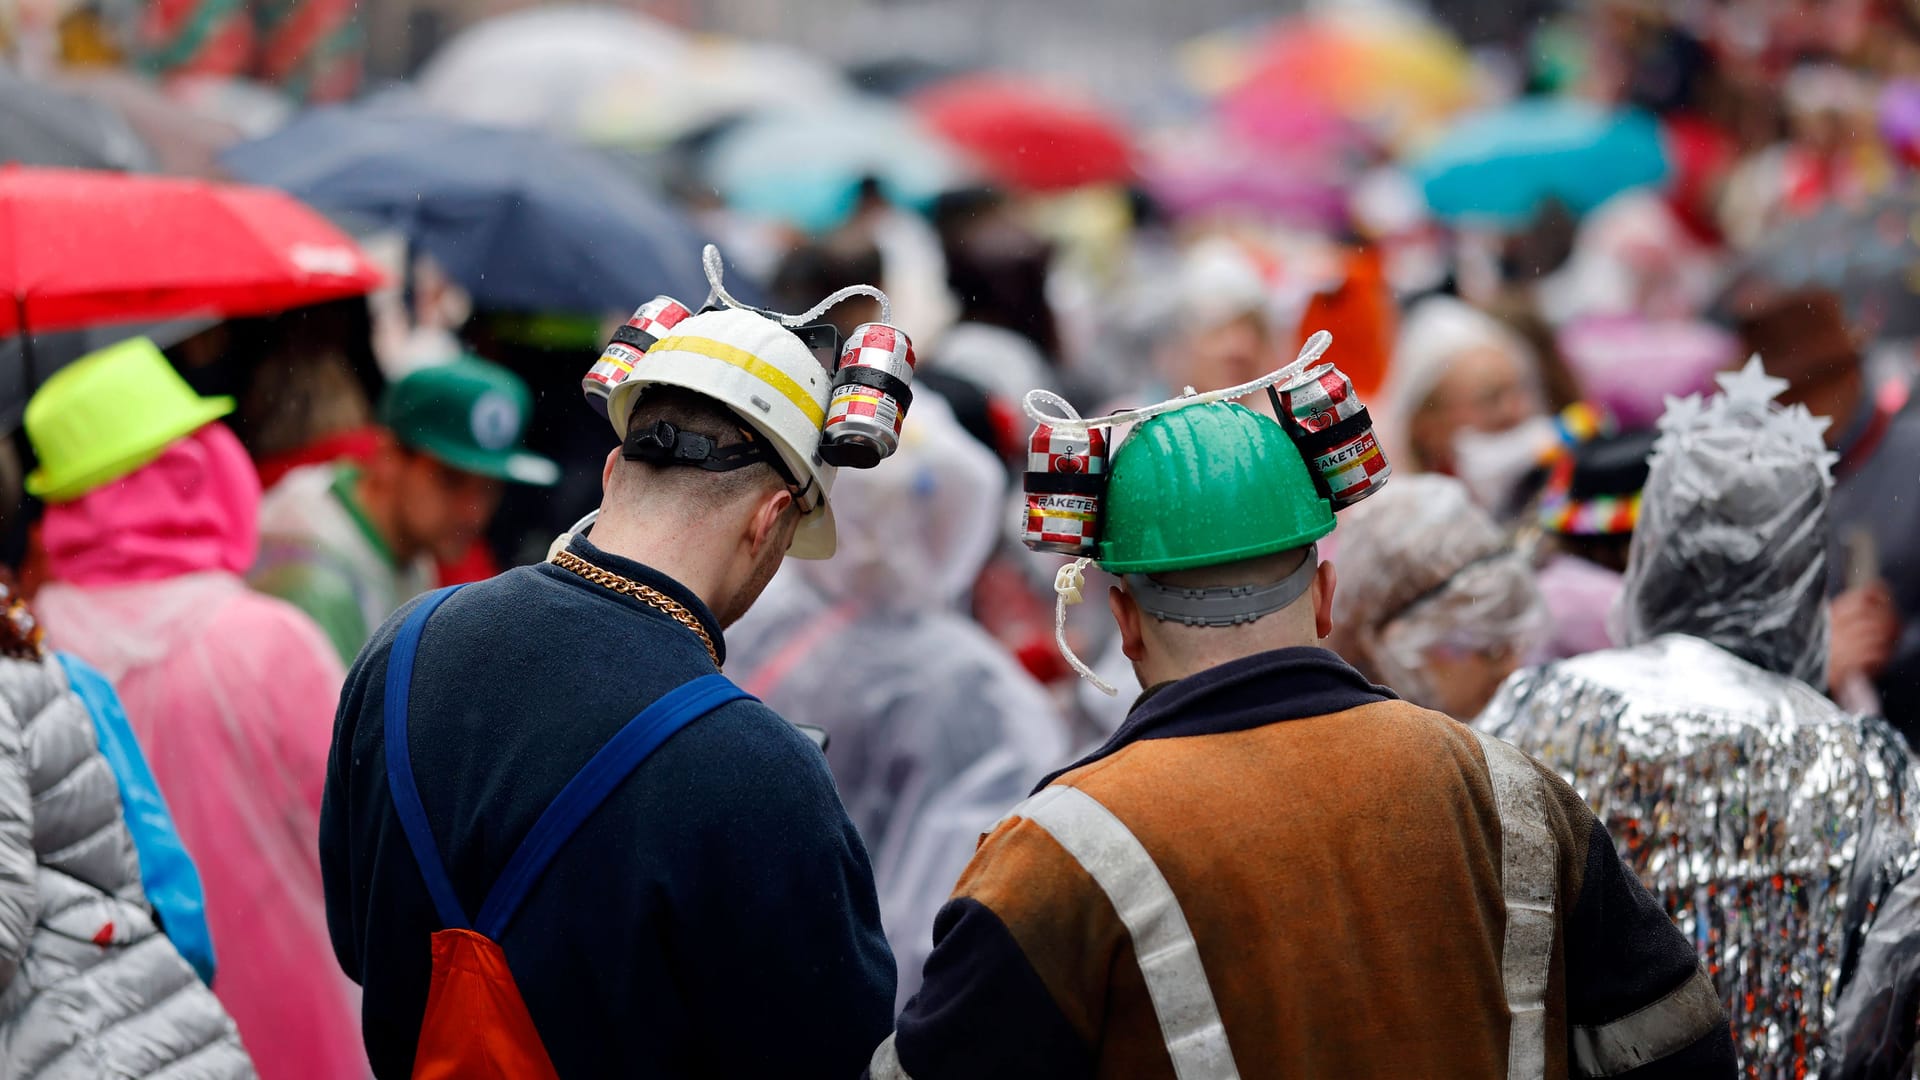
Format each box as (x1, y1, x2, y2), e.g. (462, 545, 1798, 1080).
(12, 0, 1920, 1077)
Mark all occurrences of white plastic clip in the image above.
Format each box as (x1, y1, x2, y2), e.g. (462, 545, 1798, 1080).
(546, 510, 600, 562)
(1055, 560, 1087, 605)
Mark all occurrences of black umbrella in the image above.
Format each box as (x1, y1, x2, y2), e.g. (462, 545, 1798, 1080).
(221, 102, 731, 315)
(846, 56, 966, 99)
(0, 317, 212, 434)
(0, 65, 153, 171)
(1716, 189, 1920, 340)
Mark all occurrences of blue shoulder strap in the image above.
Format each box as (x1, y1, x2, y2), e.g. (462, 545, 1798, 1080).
(473, 672, 748, 938)
(384, 582, 751, 938)
(384, 586, 472, 930)
(60, 652, 218, 985)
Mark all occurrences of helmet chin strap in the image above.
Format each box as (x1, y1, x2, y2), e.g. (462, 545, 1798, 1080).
(1053, 559, 1116, 697)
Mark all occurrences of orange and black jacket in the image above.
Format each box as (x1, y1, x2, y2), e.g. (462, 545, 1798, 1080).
(870, 647, 1735, 1079)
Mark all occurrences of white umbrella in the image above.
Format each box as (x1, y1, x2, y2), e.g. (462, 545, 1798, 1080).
(575, 36, 853, 148)
(414, 6, 688, 130)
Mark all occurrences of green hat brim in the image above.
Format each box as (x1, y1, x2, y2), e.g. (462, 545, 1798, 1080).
(1098, 516, 1335, 575)
(26, 397, 235, 503)
(409, 436, 561, 487)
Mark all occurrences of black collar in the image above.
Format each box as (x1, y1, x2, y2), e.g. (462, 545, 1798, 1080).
(539, 535, 728, 667)
(1035, 646, 1395, 792)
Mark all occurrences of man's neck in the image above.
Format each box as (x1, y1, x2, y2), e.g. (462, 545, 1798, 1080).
(351, 469, 415, 566)
(584, 511, 727, 616)
(1142, 637, 1326, 689)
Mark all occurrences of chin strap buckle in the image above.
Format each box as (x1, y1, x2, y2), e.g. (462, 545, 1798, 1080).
(1055, 561, 1087, 606)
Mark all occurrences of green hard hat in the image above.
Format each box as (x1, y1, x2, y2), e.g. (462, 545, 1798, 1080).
(1098, 401, 1334, 575)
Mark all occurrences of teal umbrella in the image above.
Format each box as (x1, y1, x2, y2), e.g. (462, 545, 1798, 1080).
(704, 100, 970, 233)
(1409, 99, 1669, 224)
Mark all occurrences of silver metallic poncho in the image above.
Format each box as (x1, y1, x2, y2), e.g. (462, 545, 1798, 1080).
(1479, 635, 1920, 1078)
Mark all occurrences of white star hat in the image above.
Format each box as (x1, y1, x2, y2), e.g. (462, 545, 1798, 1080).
(1651, 355, 1839, 486)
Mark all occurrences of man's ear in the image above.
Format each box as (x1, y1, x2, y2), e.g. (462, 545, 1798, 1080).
(747, 487, 797, 557)
(1313, 560, 1338, 641)
(1110, 584, 1148, 663)
(601, 447, 621, 493)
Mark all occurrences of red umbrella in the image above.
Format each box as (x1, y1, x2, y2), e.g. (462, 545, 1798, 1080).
(912, 75, 1132, 192)
(0, 165, 382, 338)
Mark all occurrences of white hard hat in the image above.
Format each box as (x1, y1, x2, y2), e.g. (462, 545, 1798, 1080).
(605, 308, 839, 558)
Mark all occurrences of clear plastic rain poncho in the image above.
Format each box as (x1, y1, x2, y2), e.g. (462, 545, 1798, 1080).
(1327, 473, 1545, 709)
(1478, 362, 1920, 1077)
(725, 393, 1071, 1006)
(1619, 357, 1837, 688)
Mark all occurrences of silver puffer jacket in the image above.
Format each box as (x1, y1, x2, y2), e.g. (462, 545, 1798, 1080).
(0, 652, 253, 1078)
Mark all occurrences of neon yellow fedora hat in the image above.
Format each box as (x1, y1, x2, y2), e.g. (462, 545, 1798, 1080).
(24, 337, 235, 503)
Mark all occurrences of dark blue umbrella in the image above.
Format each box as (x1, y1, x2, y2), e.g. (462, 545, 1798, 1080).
(1714, 189, 1920, 340)
(220, 104, 721, 314)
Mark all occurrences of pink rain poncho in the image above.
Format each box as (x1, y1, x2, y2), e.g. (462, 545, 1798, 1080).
(34, 423, 364, 1080)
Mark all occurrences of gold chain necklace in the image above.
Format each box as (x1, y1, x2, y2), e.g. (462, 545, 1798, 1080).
(550, 549, 721, 668)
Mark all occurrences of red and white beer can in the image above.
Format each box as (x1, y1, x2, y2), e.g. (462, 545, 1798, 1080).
(820, 323, 917, 469)
(1023, 423, 1108, 556)
(1276, 363, 1391, 509)
(582, 295, 693, 418)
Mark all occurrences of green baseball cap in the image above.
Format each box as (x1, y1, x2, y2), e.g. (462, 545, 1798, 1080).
(379, 355, 559, 486)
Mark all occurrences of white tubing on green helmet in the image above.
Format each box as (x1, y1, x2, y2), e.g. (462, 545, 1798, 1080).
(1021, 330, 1332, 440)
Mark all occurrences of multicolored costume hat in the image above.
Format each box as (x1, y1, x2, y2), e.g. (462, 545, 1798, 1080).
(1536, 404, 1657, 538)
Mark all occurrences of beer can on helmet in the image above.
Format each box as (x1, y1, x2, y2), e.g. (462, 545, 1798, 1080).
(1023, 423, 1107, 556)
(1276, 362, 1391, 509)
(820, 322, 916, 469)
(582, 296, 693, 418)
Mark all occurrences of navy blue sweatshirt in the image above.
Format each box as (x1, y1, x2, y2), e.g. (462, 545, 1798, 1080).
(321, 536, 896, 1078)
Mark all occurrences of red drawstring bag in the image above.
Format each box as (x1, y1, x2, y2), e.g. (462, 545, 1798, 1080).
(411, 930, 559, 1080)
(385, 586, 749, 1077)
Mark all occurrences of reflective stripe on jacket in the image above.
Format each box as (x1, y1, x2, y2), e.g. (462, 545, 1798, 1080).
(874, 647, 1734, 1080)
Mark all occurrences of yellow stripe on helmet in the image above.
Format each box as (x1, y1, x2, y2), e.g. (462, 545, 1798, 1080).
(647, 334, 825, 428)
